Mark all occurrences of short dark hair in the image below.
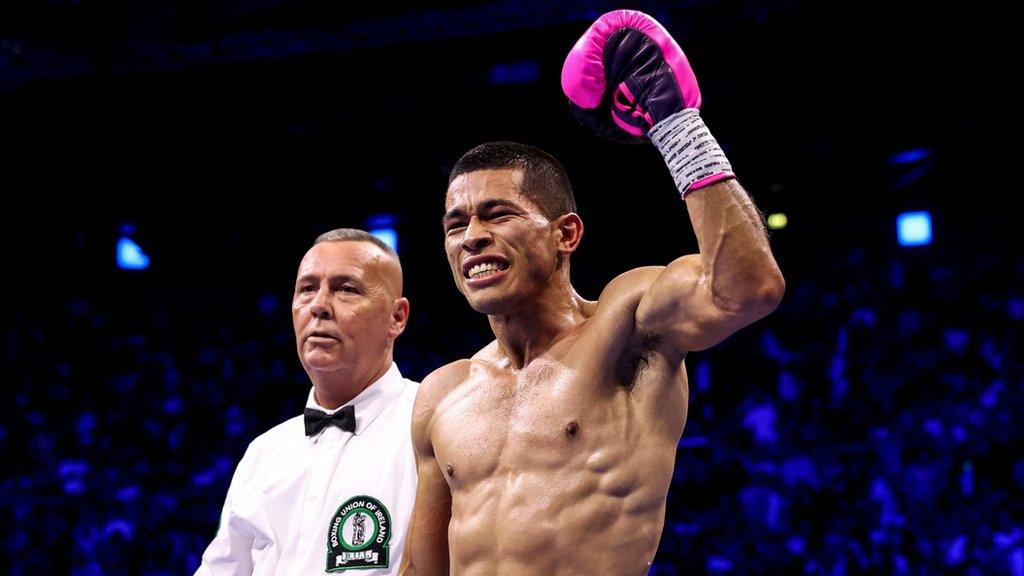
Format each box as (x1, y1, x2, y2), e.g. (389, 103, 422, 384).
(449, 141, 576, 219)
(314, 228, 397, 260)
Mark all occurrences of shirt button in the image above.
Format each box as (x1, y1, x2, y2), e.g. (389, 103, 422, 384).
(308, 492, 317, 500)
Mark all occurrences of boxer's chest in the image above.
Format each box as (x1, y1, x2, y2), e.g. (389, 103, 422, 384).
(432, 357, 625, 485)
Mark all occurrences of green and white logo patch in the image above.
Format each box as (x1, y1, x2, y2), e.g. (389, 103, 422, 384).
(326, 495, 392, 571)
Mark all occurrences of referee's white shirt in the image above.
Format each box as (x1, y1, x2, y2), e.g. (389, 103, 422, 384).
(196, 363, 419, 575)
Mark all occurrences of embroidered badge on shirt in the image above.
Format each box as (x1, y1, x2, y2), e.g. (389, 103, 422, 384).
(326, 495, 392, 571)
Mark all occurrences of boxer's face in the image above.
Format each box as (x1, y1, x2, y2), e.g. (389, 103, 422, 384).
(292, 240, 406, 379)
(444, 169, 560, 315)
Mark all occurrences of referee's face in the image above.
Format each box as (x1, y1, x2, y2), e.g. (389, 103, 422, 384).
(292, 240, 407, 389)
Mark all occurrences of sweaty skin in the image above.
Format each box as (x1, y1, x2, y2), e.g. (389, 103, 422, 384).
(402, 169, 784, 576)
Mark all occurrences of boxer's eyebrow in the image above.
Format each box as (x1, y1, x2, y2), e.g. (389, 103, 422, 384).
(442, 207, 467, 227)
(444, 199, 525, 227)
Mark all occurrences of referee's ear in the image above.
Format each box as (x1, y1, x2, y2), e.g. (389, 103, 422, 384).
(389, 297, 410, 340)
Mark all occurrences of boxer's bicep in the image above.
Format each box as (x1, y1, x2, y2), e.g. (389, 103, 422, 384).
(636, 254, 748, 355)
(401, 373, 453, 576)
(400, 452, 451, 576)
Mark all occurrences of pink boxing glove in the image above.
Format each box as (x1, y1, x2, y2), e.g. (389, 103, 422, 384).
(562, 9, 702, 144)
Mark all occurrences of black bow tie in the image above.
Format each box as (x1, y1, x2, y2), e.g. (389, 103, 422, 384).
(304, 405, 356, 436)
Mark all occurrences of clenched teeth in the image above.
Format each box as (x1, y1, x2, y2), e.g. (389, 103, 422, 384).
(468, 262, 508, 278)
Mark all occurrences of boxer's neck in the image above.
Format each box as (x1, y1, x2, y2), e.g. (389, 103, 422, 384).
(488, 286, 586, 370)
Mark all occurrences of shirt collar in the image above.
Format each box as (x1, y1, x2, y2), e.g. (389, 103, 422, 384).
(304, 363, 405, 436)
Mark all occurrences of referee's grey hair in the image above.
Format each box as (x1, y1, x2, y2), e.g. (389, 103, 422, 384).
(313, 228, 397, 259)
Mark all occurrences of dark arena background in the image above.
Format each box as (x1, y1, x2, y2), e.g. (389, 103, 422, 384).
(1, 0, 1017, 574)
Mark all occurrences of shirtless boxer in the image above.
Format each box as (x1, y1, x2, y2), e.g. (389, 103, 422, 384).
(401, 10, 785, 575)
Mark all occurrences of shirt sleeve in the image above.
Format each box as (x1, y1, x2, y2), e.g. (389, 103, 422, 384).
(194, 445, 257, 576)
